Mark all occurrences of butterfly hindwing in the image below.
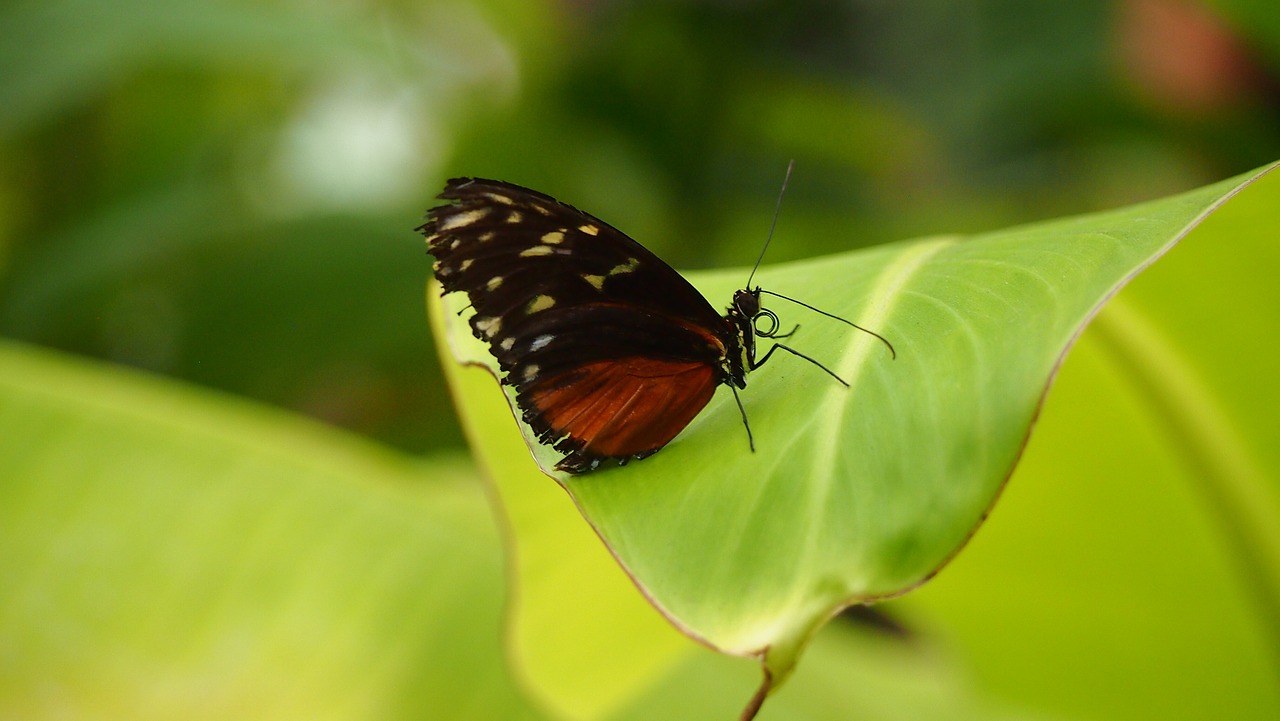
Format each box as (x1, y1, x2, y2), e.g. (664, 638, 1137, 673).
(526, 356, 719, 471)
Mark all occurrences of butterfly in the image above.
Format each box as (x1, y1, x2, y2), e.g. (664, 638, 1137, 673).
(419, 173, 894, 473)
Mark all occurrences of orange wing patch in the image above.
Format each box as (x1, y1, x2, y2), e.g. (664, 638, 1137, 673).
(527, 358, 719, 458)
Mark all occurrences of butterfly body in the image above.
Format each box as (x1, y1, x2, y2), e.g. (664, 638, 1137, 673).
(420, 177, 871, 474)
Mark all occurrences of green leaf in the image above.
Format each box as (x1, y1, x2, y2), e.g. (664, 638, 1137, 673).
(430, 320, 1059, 721)
(431, 161, 1278, 711)
(0, 0, 506, 138)
(903, 163, 1280, 720)
(0, 341, 1040, 721)
(0, 340, 544, 720)
(434, 311, 715, 719)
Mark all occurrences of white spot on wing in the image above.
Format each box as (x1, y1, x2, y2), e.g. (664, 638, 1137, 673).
(526, 295, 556, 314)
(520, 245, 554, 257)
(608, 257, 640, 276)
(486, 276, 504, 290)
(530, 334, 554, 351)
(474, 316, 502, 338)
(541, 230, 565, 245)
(440, 208, 488, 230)
(522, 364, 540, 382)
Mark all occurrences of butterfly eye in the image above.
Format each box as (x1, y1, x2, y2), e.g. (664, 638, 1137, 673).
(752, 308, 781, 337)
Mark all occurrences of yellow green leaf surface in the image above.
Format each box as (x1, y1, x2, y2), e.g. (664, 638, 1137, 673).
(0, 341, 1038, 721)
(432, 162, 1279, 713)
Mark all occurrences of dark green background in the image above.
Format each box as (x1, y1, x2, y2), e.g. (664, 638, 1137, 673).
(3, 0, 1277, 454)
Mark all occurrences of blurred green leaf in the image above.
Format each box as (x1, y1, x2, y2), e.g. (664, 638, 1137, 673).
(1210, 0, 1280, 64)
(0, 340, 543, 720)
(0, 0, 359, 136)
(0, 0, 512, 138)
(433, 162, 1277, 714)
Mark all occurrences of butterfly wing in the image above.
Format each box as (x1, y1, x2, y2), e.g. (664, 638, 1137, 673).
(424, 178, 726, 326)
(504, 303, 728, 472)
(420, 178, 736, 472)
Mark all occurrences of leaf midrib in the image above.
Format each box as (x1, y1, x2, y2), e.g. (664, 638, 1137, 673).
(804, 238, 956, 528)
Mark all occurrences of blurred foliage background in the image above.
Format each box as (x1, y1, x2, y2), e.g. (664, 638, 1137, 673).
(3, 0, 1278, 456)
(4, 1, 1280, 719)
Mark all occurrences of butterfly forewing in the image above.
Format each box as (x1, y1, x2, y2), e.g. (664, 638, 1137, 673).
(421, 177, 739, 472)
(427, 179, 723, 328)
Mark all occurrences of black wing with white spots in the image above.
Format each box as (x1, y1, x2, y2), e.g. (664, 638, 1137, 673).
(418, 177, 738, 472)
(422, 178, 723, 327)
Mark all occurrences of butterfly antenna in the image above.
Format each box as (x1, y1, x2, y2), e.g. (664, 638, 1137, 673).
(758, 289, 897, 360)
(746, 160, 795, 291)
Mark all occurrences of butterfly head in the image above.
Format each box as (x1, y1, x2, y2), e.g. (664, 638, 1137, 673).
(732, 287, 788, 340)
(732, 287, 760, 318)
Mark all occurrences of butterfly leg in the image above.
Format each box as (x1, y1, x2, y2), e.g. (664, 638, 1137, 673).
(752, 343, 849, 387)
(730, 384, 755, 452)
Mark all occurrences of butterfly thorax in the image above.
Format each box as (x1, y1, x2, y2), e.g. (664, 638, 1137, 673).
(721, 288, 760, 390)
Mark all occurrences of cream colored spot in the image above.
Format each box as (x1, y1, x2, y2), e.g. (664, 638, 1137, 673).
(541, 230, 565, 245)
(459, 259, 473, 271)
(507, 211, 523, 224)
(423, 233, 440, 244)
(440, 208, 488, 230)
(530, 334, 554, 352)
(532, 204, 553, 216)
(522, 364, 540, 382)
(520, 245, 554, 257)
(474, 316, 502, 338)
(583, 274, 605, 290)
(484, 192, 515, 205)
(500, 337, 515, 351)
(486, 276, 504, 290)
(449, 239, 462, 250)
(608, 257, 640, 276)
(479, 231, 495, 242)
(526, 295, 556, 314)
(578, 224, 599, 236)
